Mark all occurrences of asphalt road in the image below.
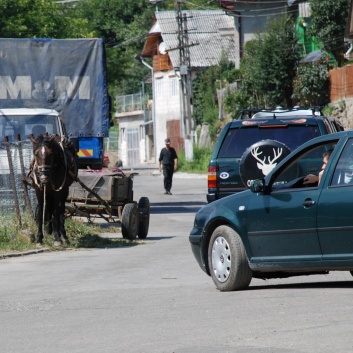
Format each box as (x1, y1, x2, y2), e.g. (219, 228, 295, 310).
(1, 170, 353, 353)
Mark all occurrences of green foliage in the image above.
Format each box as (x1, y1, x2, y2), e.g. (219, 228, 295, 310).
(309, 0, 349, 67)
(292, 59, 330, 106)
(224, 17, 301, 112)
(192, 57, 239, 139)
(0, 0, 90, 38)
(178, 145, 212, 173)
(0, 213, 35, 252)
(75, 0, 157, 95)
(322, 105, 335, 116)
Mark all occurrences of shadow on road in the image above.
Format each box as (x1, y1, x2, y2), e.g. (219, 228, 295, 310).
(249, 279, 353, 291)
(151, 201, 207, 214)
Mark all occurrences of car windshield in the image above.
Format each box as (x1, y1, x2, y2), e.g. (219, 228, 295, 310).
(218, 125, 321, 158)
(0, 115, 58, 141)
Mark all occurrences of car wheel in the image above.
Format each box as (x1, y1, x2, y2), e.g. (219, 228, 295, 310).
(121, 203, 139, 240)
(208, 225, 252, 291)
(138, 197, 150, 239)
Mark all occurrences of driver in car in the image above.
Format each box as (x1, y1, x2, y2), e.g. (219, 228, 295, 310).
(303, 150, 332, 186)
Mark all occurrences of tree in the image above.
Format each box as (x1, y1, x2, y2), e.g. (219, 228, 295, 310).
(309, 0, 349, 67)
(292, 59, 330, 106)
(192, 57, 239, 139)
(224, 17, 300, 111)
(75, 0, 159, 96)
(0, 0, 89, 38)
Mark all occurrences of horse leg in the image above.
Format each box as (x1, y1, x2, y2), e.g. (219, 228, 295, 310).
(45, 209, 53, 235)
(58, 196, 70, 244)
(52, 204, 63, 247)
(36, 196, 44, 245)
(59, 213, 70, 245)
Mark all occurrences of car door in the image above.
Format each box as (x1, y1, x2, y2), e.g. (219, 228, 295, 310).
(247, 188, 321, 261)
(246, 143, 337, 262)
(317, 137, 353, 259)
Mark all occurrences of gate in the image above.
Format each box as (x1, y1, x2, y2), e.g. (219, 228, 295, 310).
(127, 128, 139, 167)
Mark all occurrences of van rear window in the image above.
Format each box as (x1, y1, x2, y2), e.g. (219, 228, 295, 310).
(218, 125, 321, 158)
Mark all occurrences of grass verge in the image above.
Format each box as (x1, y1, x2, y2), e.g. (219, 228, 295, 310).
(178, 145, 212, 173)
(0, 212, 140, 255)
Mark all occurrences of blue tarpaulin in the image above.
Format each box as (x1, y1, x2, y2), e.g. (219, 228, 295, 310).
(0, 38, 110, 138)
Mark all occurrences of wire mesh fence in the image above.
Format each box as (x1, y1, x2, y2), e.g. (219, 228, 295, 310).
(0, 140, 37, 224)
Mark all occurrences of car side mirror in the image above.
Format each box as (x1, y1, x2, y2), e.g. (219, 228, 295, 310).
(250, 179, 265, 193)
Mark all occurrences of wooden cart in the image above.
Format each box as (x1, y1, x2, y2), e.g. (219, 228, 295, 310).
(66, 170, 150, 240)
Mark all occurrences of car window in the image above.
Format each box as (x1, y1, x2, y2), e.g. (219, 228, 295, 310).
(272, 142, 337, 189)
(331, 138, 353, 186)
(218, 125, 321, 158)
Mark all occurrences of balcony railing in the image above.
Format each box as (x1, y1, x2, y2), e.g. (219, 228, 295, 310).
(116, 93, 148, 113)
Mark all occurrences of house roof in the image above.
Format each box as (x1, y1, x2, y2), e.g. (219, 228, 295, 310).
(142, 10, 236, 69)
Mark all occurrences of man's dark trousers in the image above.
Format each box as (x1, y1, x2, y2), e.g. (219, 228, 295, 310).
(162, 164, 174, 192)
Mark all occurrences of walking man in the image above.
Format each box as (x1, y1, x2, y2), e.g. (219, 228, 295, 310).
(159, 138, 178, 195)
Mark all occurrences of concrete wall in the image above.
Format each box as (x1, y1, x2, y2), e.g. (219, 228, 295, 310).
(116, 112, 145, 167)
(154, 70, 181, 161)
(329, 98, 353, 130)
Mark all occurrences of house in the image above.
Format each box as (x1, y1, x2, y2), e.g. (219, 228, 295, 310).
(139, 10, 236, 164)
(218, 0, 301, 67)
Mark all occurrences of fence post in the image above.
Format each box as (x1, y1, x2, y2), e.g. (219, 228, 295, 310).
(4, 136, 22, 227)
(17, 134, 33, 218)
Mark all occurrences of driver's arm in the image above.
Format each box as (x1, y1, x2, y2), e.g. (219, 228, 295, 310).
(303, 174, 319, 185)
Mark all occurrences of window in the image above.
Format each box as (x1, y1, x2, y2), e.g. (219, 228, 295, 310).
(170, 77, 178, 97)
(272, 142, 337, 189)
(218, 125, 321, 158)
(331, 138, 353, 186)
(155, 78, 163, 98)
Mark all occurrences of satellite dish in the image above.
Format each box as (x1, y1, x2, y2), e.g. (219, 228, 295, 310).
(159, 42, 167, 55)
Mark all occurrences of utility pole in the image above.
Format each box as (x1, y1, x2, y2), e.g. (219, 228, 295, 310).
(176, 0, 193, 161)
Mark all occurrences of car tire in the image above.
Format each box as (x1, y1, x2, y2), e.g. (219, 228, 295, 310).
(138, 197, 150, 239)
(208, 225, 252, 291)
(121, 203, 139, 240)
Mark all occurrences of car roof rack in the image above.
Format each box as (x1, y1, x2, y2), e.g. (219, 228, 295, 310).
(250, 106, 324, 119)
(235, 109, 263, 120)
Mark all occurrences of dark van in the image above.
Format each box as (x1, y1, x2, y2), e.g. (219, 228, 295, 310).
(207, 108, 343, 202)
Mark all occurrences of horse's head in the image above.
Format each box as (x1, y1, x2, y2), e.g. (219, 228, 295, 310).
(30, 134, 59, 185)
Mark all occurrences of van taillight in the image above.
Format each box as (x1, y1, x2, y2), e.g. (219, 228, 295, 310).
(208, 166, 217, 188)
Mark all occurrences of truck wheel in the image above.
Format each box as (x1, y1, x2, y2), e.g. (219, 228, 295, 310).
(121, 203, 139, 240)
(138, 197, 150, 239)
(208, 225, 252, 291)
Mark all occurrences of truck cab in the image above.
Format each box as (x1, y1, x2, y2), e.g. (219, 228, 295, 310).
(0, 108, 66, 141)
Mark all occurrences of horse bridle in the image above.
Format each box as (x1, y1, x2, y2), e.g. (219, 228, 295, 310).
(33, 137, 68, 192)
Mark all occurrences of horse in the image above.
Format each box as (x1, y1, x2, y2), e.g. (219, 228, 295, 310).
(29, 133, 78, 246)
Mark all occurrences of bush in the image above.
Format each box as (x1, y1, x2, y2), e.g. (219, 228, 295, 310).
(178, 145, 212, 173)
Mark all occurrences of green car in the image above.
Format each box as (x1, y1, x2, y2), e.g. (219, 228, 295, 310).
(190, 130, 353, 291)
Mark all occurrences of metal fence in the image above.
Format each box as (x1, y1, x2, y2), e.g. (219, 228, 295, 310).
(0, 140, 37, 224)
(116, 93, 145, 113)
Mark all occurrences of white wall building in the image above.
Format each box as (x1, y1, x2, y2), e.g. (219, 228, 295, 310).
(140, 10, 236, 162)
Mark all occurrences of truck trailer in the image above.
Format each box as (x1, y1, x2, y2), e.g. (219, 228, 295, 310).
(0, 38, 110, 169)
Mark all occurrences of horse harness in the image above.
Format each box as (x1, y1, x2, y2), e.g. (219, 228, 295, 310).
(30, 135, 70, 192)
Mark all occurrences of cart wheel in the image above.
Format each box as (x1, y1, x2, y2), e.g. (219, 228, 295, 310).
(121, 203, 139, 240)
(138, 197, 150, 239)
